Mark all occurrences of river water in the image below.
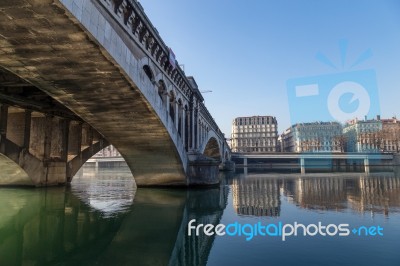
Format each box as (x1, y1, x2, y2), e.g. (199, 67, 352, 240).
(0, 168, 399, 266)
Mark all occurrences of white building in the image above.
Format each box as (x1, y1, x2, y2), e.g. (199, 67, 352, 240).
(231, 116, 278, 152)
(281, 122, 343, 152)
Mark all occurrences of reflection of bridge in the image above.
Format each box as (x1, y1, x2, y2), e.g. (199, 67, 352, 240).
(0, 187, 129, 265)
(0, 176, 229, 265)
(0, 0, 231, 187)
(233, 152, 394, 174)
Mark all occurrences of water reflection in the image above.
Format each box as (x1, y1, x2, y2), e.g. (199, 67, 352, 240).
(1, 170, 400, 265)
(234, 172, 400, 217)
(0, 187, 126, 266)
(232, 177, 280, 217)
(0, 171, 229, 266)
(72, 167, 136, 217)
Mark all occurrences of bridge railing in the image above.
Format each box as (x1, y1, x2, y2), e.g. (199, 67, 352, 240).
(99, 0, 193, 101)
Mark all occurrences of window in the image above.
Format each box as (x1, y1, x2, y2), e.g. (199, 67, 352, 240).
(143, 65, 154, 82)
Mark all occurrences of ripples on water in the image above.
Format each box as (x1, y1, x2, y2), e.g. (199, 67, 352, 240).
(0, 167, 400, 266)
(72, 167, 136, 218)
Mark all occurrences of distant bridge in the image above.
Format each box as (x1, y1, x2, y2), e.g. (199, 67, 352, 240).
(232, 152, 395, 174)
(0, 0, 231, 186)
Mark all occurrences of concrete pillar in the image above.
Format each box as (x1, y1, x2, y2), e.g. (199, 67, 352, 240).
(6, 109, 25, 147)
(42, 115, 53, 184)
(243, 157, 247, 166)
(43, 115, 53, 162)
(23, 110, 32, 150)
(60, 119, 70, 162)
(0, 104, 8, 154)
(300, 157, 305, 174)
(364, 158, 370, 174)
(68, 121, 82, 158)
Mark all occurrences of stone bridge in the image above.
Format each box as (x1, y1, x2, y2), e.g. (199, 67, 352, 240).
(0, 0, 232, 186)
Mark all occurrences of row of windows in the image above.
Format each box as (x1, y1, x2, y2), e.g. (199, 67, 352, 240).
(233, 147, 277, 152)
(235, 124, 276, 128)
(232, 133, 277, 137)
(233, 140, 277, 146)
(235, 117, 277, 126)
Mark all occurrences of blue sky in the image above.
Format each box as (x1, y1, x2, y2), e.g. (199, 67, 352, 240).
(139, 0, 400, 137)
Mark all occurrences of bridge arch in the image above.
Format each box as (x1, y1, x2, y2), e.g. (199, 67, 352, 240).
(0, 153, 32, 186)
(200, 131, 222, 162)
(0, 0, 231, 186)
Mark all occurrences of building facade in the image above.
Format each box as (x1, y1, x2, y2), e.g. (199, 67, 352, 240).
(280, 122, 343, 152)
(381, 117, 400, 152)
(343, 117, 382, 153)
(94, 145, 121, 157)
(231, 116, 278, 152)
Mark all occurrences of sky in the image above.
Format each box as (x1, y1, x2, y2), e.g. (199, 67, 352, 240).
(139, 0, 400, 137)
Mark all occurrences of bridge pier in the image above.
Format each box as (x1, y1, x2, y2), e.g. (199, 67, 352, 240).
(364, 158, 370, 174)
(187, 151, 220, 186)
(300, 158, 305, 174)
(0, 104, 108, 186)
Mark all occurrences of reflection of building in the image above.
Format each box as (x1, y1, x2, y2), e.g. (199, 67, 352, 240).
(232, 177, 280, 216)
(343, 116, 382, 152)
(347, 176, 400, 215)
(282, 175, 400, 215)
(231, 116, 278, 152)
(281, 122, 343, 152)
(95, 145, 120, 157)
(282, 177, 347, 211)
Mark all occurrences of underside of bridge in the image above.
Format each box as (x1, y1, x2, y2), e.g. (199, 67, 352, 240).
(0, 0, 190, 186)
(0, 67, 109, 186)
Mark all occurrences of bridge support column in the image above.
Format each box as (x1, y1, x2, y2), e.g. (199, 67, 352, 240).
(243, 157, 247, 167)
(364, 158, 370, 174)
(0, 104, 108, 186)
(187, 151, 219, 186)
(300, 158, 305, 174)
(0, 104, 8, 154)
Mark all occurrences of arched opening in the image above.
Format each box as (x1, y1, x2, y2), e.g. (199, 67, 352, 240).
(74, 145, 131, 177)
(203, 137, 221, 162)
(169, 91, 175, 123)
(142, 65, 154, 82)
(157, 80, 167, 101)
(71, 144, 136, 216)
(0, 153, 32, 186)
